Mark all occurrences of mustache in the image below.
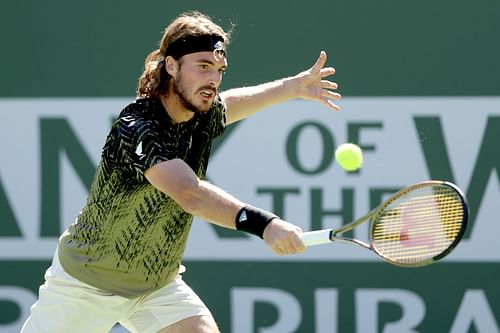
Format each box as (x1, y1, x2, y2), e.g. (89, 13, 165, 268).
(197, 85, 217, 95)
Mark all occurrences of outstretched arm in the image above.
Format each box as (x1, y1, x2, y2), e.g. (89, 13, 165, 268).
(221, 51, 341, 125)
(145, 158, 305, 256)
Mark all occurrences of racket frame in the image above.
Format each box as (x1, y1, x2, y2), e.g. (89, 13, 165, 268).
(301, 180, 469, 267)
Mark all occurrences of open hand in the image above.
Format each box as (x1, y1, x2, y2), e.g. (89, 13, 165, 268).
(294, 51, 341, 111)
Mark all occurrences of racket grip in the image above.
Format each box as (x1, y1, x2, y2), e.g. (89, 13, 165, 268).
(301, 230, 333, 247)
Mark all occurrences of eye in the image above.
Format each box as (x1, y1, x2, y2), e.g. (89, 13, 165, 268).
(199, 64, 209, 70)
(219, 68, 227, 75)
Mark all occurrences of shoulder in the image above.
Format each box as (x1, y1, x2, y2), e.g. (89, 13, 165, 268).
(116, 98, 163, 135)
(119, 98, 161, 122)
(105, 98, 164, 152)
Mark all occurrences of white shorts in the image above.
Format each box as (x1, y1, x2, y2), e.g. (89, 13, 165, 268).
(21, 253, 212, 333)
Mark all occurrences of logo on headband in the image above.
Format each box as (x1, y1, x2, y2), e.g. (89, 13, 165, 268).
(214, 41, 224, 51)
(213, 40, 226, 60)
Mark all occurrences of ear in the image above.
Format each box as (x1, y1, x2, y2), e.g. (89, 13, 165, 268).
(165, 56, 178, 77)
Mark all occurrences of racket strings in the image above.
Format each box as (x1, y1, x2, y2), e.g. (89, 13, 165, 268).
(371, 185, 465, 264)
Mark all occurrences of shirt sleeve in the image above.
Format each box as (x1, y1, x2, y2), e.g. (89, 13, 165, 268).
(106, 113, 178, 176)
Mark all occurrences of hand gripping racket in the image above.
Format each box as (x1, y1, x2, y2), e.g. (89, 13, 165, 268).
(301, 181, 468, 267)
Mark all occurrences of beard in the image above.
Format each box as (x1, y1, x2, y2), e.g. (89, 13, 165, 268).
(173, 74, 216, 113)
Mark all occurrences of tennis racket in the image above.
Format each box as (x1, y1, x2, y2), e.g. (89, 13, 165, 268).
(301, 180, 468, 267)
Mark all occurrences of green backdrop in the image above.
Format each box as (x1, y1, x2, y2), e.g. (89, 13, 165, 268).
(1, 0, 499, 97)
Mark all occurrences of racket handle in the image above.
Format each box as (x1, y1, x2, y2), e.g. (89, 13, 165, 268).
(301, 230, 333, 247)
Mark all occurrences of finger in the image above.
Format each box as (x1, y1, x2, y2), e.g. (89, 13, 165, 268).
(320, 67, 335, 78)
(271, 239, 293, 256)
(273, 235, 294, 255)
(321, 90, 342, 100)
(282, 243, 304, 255)
(290, 238, 306, 254)
(280, 244, 294, 256)
(285, 231, 305, 254)
(317, 94, 341, 111)
(290, 228, 306, 253)
(321, 80, 339, 90)
(310, 51, 327, 74)
(270, 238, 288, 255)
(274, 245, 287, 256)
(323, 99, 341, 112)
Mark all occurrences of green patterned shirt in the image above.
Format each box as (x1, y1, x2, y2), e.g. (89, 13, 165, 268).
(58, 97, 226, 298)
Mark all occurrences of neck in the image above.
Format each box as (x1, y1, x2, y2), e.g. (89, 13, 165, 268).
(160, 93, 194, 123)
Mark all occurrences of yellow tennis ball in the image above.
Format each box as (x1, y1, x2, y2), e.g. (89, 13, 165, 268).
(335, 143, 363, 171)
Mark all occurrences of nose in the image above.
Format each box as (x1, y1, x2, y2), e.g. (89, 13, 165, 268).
(208, 70, 222, 88)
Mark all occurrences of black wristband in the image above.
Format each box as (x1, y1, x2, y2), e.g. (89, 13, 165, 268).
(235, 205, 278, 238)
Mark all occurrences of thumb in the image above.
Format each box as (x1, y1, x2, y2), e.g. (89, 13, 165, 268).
(310, 51, 327, 74)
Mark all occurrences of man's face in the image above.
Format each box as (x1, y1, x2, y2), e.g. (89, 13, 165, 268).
(172, 51, 227, 113)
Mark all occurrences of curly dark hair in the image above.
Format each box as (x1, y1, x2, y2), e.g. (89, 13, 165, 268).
(136, 11, 231, 99)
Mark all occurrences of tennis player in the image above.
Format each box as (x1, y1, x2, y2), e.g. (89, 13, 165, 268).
(22, 11, 340, 333)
